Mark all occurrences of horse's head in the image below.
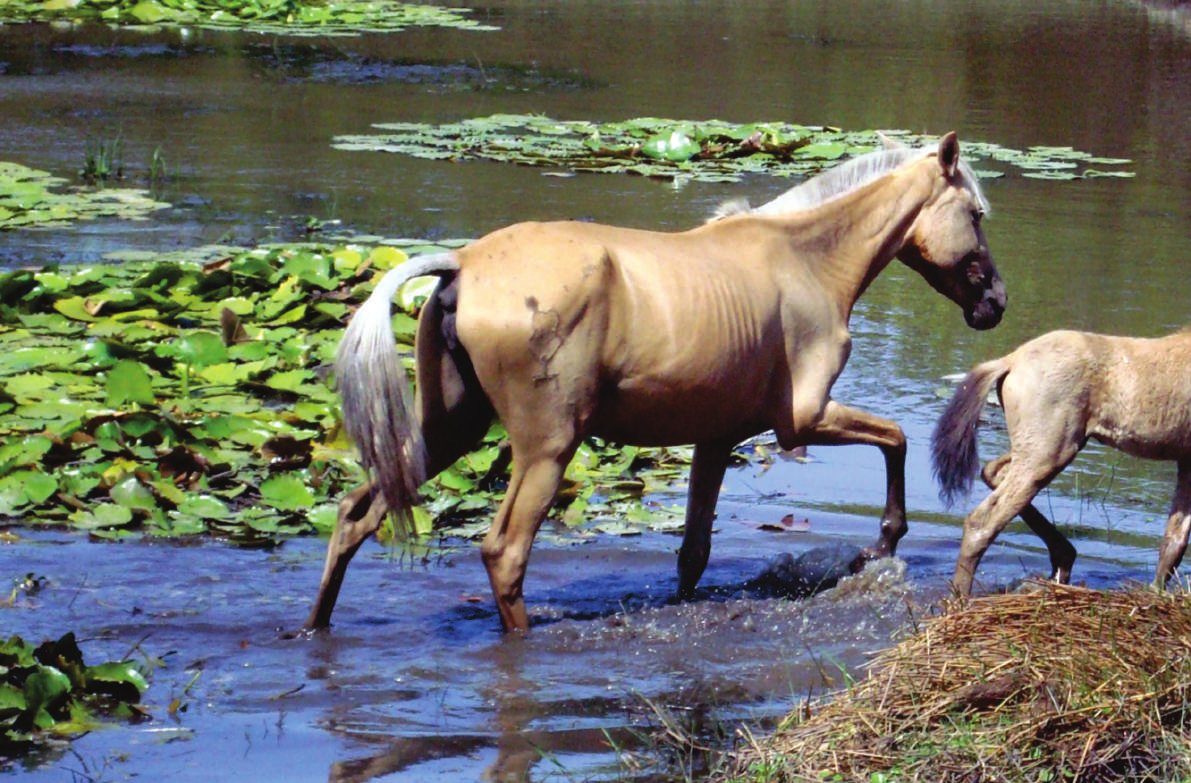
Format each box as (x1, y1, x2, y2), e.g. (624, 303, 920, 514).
(898, 132, 1006, 330)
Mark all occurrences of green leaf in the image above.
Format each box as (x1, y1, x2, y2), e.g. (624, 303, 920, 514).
(110, 476, 157, 512)
(796, 141, 849, 160)
(219, 296, 255, 316)
(197, 362, 248, 386)
(176, 495, 231, 520)
(264, 369, 313, 392)
(436, 467, 475, 492)
(259, 474, 314, 510)
(52, 296, 100, 322)
(175, 332, 228, 370)
(281, 251, 335, 290)
(69, 504, 135, 529)
(0, 435, 54, 471)
(22, 665, 71, 723)
(127, 0, 169, 23)
(4, 373, 54, 396)
(85, 661, 148, 700)
(307, 502, 338, 533)
(21, 471, 58, 506)
(105, 360, 156, 407)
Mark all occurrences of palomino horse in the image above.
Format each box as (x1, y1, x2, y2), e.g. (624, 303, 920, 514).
(309, 132, 1005, 632)
(932, 328, 1191, 595)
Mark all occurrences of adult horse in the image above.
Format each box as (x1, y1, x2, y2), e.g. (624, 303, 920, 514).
(309, 132, 1005, 632)
(932, 328, 1191, 595)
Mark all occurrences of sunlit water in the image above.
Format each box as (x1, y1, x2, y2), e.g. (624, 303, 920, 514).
(2, 0, 1191, 779)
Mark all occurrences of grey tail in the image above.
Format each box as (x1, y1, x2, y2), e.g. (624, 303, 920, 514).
(930, 360, 1007, 508)
(334, 252, 459, 533)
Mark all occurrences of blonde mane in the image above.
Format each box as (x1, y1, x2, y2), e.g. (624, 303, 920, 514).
(713, 142, 989, 220)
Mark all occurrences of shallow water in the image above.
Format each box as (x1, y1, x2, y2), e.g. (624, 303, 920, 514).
(2, 0, 1191, 779)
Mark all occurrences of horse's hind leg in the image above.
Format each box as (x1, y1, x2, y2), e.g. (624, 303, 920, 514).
(481, 443, 576, 632)
(306, 481, 390, 629)
(803, 401, 907, 557)
(981, 455, 1077, 583)
(306, 287, 492, 630)
(677, 440, 735, 600)
(1155, 459, 1191, 588)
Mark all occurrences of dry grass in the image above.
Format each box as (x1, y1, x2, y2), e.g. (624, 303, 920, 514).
(725, 582, 1191, 783)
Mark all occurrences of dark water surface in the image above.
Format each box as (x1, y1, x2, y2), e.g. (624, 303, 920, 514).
(2, 0, 1191, 779)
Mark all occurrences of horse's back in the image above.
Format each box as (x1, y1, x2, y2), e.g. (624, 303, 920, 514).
(1006, 329, 1191, 460)
(1092, 331, 1191, 458)
(446, 218, 804, 447)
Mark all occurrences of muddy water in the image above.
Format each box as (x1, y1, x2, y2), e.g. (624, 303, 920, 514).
(3, 0, 1191, 780)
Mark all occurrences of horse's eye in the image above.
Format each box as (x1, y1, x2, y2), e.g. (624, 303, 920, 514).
(972, 209, 985, 224)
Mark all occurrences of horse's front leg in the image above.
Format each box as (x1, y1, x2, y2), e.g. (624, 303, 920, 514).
(305, 482, 389, 630)
(802, 401, 907, 557)
(677, 440, 736, 599)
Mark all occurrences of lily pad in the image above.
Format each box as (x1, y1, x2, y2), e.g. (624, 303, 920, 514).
(1, 633, 150, 755)
(0, 162, 169, 232)
(332, 114, 1135, 184)
(0, 0, 499, 34)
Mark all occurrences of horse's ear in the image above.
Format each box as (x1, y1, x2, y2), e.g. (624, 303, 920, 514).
(877, 131, 906, 150)
(938, 131, 960, 178)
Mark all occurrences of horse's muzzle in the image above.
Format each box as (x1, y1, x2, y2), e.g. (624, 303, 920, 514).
(965, 291, 1006, 330)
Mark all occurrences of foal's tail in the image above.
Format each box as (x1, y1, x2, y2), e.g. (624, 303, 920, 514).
(930, 358, 1010, 507)
(335, 252, 460, 530)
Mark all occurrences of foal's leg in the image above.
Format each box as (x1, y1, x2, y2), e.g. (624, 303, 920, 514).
(1155, 459, 1191, 588)
(954, 442, 1081, 595)
(981, 454, 1077, 583)
(677, 440, 735, 599)
(803, 401, 907, 557)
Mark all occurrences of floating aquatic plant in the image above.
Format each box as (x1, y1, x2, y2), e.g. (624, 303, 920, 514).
(0, 239, 703, 544)
(331, 114, 1135, 184)
(0, 162, 169, 231)
(0, 631, 151, 759)
(0, 0, 498, 36)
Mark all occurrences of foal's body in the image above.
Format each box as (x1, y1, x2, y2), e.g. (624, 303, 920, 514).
(932, 328, 1191, 594)
(312, 133, 1005, 632)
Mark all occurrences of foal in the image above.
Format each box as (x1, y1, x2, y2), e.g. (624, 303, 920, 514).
(932, 328, 1191, 594)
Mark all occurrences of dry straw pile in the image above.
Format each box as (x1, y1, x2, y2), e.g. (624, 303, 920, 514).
(728, 582, 1191, 782)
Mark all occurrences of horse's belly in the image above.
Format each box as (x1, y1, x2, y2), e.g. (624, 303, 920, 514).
(589, 382, 771, 447)
(1093, 408, 1191, 461)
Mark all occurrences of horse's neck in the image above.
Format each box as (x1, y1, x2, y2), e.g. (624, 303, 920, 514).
(779, 165, 932, 318)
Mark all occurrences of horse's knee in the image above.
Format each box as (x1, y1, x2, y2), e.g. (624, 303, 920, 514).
(333, 484, 386, 551)
(338, 483, 372, 519)
(981, 454, 1012, 489)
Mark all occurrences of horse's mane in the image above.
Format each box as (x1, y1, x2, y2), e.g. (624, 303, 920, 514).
(712, 142, 990, 220)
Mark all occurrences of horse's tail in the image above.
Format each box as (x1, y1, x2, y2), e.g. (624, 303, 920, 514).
(335, 252, 460, 531)
(930, 358, 1010, 507)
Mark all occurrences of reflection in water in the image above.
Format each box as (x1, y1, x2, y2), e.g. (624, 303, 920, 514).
(309, 556, 919, 782)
